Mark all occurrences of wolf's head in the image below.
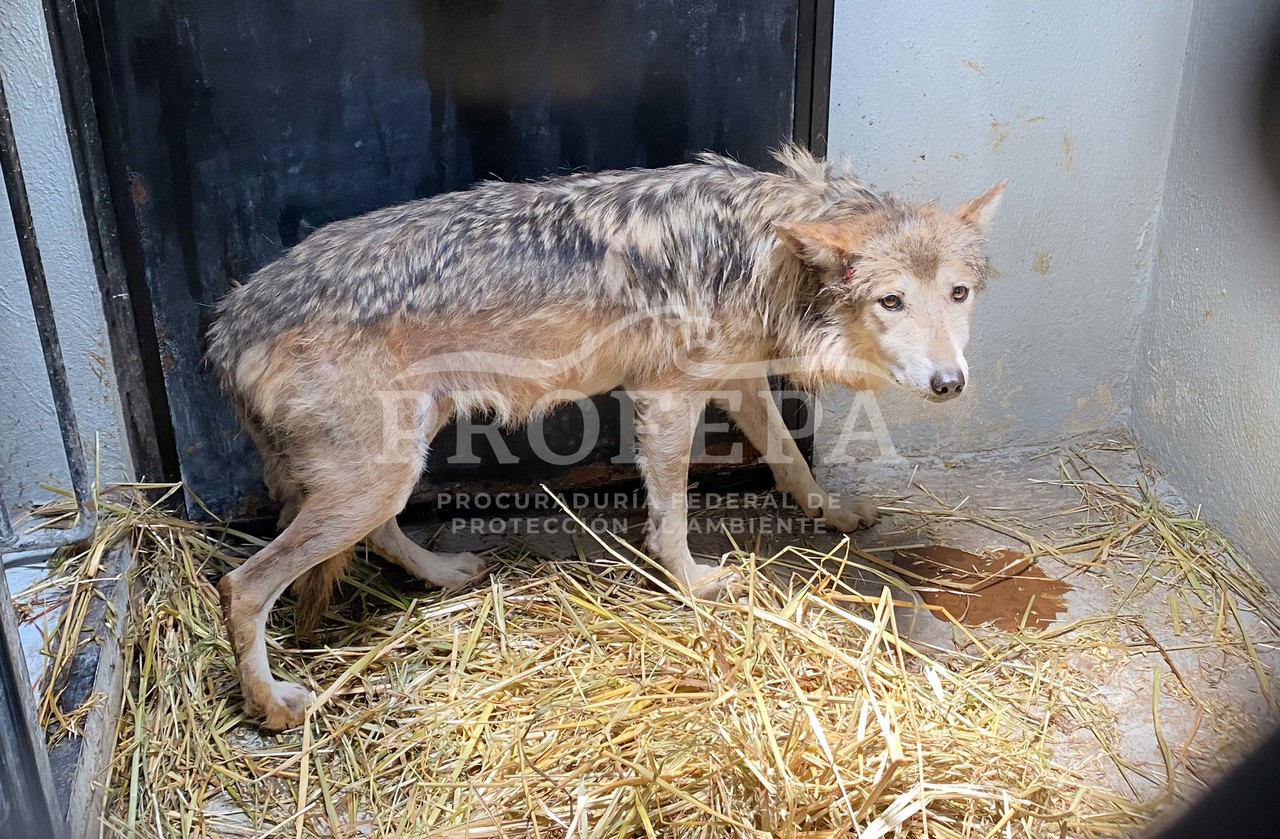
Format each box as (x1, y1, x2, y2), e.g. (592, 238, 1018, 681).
(777, 181, 1006, 401)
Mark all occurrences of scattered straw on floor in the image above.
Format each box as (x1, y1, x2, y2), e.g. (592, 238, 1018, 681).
(17, 451, 1277, 838)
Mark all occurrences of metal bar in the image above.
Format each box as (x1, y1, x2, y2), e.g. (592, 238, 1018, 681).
(0, 70, 98, 559)
(787, 0, 834, 462)
(792, 0, 835, 156)
(809, 0, 835, 157)
(0, 547, 63, 838)
(793, 0, 817, 148)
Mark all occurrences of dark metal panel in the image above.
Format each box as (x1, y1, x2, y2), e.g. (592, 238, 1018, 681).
(90, 0, 806, 518)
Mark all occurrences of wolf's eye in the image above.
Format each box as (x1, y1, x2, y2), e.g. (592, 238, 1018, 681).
(952, 285, 970, 302)
(879, 294, 904, 311)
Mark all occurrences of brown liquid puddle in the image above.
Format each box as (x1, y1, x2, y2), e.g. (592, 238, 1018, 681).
(893, 545, 1071, 631)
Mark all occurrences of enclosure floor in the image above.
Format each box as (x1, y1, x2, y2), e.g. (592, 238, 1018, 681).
(47, 432, 1279, 835)
(410, 434, 1280, 819)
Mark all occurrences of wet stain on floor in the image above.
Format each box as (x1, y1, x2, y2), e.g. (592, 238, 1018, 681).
(894, 545, 1071, 631)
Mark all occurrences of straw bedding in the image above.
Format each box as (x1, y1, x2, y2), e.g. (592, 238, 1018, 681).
(17, 451, 1278, 838)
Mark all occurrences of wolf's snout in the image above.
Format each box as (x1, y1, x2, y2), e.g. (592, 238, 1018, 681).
(930, 369, 965, 399)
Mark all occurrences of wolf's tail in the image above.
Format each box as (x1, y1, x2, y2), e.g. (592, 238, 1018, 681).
(290, 551, 352, 640)
(211, 328, 352, 640)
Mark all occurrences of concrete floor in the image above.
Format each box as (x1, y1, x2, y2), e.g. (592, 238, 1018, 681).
(823, 439, 1280, 804)
(409, 434, 1280, 812)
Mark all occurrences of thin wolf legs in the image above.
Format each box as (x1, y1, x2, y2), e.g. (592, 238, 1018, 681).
(716, 375, 879, 531)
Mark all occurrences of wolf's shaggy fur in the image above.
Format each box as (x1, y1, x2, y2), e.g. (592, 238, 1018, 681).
(210, 146, 1005, 729)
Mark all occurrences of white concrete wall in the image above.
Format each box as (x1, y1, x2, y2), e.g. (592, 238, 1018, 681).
(1132, 0, 1280, 583)
(817, 1, 1194, 466)
(1, 0, 132, 510)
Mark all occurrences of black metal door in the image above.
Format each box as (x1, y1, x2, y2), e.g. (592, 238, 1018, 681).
(83, 0, 830, 519)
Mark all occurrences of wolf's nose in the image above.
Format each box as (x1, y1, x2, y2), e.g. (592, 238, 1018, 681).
(930, 370, 965, 398)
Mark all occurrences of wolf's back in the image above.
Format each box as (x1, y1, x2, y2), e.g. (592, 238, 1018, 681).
(206, 147, 850, 388)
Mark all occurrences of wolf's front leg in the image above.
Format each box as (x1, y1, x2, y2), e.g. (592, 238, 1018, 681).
(633, 391, 737, 598)
(717, 376, 879, 532)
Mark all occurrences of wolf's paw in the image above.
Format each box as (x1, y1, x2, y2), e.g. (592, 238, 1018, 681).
(682, 562, 742, 600)
(818, 495, 881, 532)
(422, 551, 489, 591)
(249, 680, 315, 731)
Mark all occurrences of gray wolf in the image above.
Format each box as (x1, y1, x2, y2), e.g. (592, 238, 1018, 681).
(208, 146, 1005, 729)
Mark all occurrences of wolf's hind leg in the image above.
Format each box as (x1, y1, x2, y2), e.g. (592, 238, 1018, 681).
(218, 385, 445, 730)
(218, 456, 419, 730)
(367, 520, 487, 589)
(716, 376, 879, 531)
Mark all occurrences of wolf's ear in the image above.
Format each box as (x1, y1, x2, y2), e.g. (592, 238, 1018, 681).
(953, 180, 1008, 232)
(775, 221, 858, 272)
